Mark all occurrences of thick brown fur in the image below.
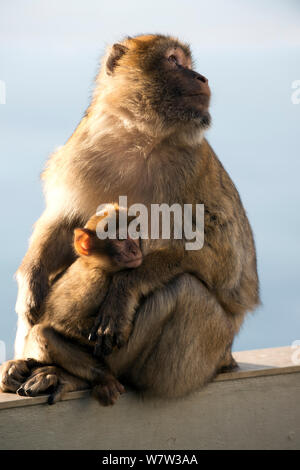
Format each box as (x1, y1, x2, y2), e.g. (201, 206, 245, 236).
(0, 34, 259, 401)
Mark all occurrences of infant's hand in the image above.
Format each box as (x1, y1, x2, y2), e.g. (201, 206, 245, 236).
(89, 303, 133, 357)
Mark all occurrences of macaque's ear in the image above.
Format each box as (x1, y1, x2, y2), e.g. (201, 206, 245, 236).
(74, 228, 95, 256)
(106, 44, 128, 75)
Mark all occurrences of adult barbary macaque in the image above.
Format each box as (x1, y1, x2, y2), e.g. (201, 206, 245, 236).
(0, 34, 259, 400)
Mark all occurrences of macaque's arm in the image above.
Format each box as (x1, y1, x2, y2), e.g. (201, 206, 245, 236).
(16, 211, 77, 325)
(90, 249, 186, 356)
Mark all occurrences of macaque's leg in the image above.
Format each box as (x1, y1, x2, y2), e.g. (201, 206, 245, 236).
(109, 274, 239, 398)
(15, 211, 77, 325)
(21, 325, 124, 405)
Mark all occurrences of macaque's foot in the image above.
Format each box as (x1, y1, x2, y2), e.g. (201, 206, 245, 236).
(16, 365, 87, 405)
(0, 358, 42, 393)
(218, 355, 239, 373)
(17, 366, 58, 400)
(92, 377, 125, 406)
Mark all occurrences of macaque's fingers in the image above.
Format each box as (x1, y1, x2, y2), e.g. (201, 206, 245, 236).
(88, 314, 104, 341)
(110, 380, 125, 396)
(89, 304, 111, 342)
(88, 324, 98, 342)
(93, 327, 115, 357)
(116, 381, 125, 395)
(96, 314, 110, 337)
(88, 330, 96, 342)
(92, 315, 113, 356)
(93, 317, 132, 356)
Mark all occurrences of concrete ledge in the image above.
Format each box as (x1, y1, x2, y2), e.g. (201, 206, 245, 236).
(0, 346, 299, 449)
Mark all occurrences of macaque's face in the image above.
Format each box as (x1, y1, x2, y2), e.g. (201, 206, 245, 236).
(75, 209, 142, 271)
(107, 237, 142, 269)
(74, 226, 142, 271)
(103, 35, 211, 128)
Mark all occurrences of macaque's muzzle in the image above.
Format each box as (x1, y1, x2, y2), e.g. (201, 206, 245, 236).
(114, 237, 143, 268)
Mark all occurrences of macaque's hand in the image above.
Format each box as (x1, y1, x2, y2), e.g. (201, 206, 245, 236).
(0, 358, 42, 393)
(15, 266, 49, 325)
(89, 303, 133, 357)
(89, 276, 135, 357)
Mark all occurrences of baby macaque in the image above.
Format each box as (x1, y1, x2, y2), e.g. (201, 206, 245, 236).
(17, 204, 142, 405)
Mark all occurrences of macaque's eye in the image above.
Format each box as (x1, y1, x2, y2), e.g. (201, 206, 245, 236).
(168, 55, 178, 66)
(165, 47, 191, 70)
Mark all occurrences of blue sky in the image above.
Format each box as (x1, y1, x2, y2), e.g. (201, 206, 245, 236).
(0, 0, 299, 358)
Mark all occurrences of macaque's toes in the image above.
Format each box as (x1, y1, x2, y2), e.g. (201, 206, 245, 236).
(22, 385, 39, 397)
(219, 357, 239, 373)
(116, 382, 125, 395)
(92, 382, 123, 406)
(92, 385, 112, 406)
(16, 387, 26, 396)
(230, 358, 238, 370)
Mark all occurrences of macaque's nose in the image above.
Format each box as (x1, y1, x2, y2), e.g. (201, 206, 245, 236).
(186, 68, 208, 84)
(193, 71, 208, 84)
(128, 240, 139, 256)
(194, 71, 210, 97)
